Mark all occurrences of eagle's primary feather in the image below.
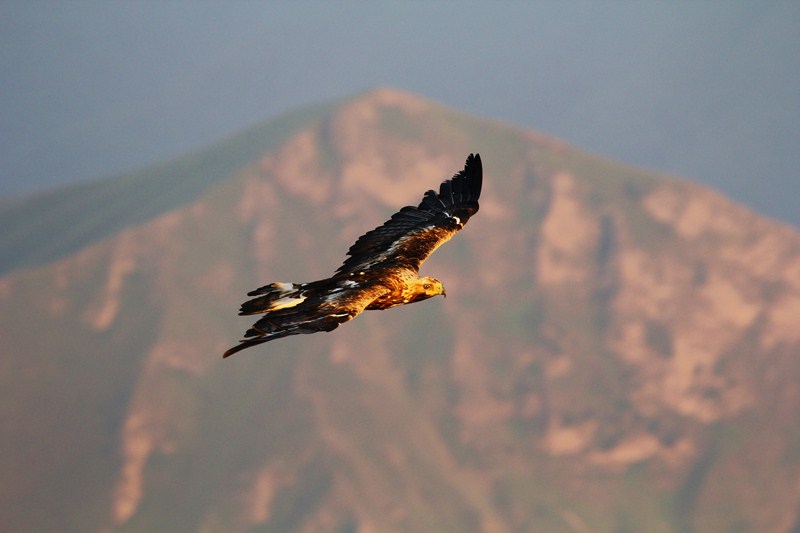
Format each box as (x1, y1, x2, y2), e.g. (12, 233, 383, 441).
(223, 153, 482, 358)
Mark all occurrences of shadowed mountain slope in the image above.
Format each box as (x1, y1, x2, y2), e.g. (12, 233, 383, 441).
(0, 97, 342, 277)
(2, 88, 800, 532)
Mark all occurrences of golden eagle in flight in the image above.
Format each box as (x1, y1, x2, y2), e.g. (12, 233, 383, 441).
(223, 153, 482, 358)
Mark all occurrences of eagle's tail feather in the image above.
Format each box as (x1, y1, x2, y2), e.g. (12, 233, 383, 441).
(239, 282, 306, 315)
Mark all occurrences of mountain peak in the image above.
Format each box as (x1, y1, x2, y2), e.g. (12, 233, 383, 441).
(3, 93, 800, 532)
(353, 86, 436, 108)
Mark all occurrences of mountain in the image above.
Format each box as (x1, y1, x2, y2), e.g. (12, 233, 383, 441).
(2, 88, 800, 532)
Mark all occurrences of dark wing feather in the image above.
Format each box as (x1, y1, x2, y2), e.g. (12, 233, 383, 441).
(223, 280, 390, 357)
(222, 306, 350, 358)
(336, 153, 482, 274)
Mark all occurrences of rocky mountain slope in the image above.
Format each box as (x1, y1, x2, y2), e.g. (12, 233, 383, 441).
(2, 88, 800, 532)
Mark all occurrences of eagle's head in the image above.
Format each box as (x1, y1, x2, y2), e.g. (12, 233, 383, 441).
(408, 276, 446, 303)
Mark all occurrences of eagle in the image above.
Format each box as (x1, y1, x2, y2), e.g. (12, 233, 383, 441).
(223, 153, 482, 358)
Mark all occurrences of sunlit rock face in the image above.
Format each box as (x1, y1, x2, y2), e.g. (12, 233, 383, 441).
(2, 88, 800, 532)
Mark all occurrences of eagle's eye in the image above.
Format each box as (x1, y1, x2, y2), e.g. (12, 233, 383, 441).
(423, 283, 432, 290)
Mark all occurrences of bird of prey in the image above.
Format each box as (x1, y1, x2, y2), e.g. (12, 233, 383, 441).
(223, 153, 482, 358)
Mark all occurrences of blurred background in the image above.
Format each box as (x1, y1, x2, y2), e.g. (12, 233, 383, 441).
(3, 2, 800, 532)
(2, 0, 798, 227)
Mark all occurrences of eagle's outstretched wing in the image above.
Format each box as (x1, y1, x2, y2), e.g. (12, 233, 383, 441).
(336, 153, 482, 275)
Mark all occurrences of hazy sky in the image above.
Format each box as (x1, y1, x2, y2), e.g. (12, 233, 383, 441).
(2, 1, 798, 226)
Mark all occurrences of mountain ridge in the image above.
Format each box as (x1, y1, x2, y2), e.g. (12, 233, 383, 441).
(2, 87, 800, 532)
(0, 95, 347, 278)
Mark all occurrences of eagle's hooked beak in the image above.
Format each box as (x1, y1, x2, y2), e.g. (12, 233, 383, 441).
(441, 287, 447, 298)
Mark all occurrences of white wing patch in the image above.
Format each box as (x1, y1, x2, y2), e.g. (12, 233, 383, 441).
(269, 295, 307, 311)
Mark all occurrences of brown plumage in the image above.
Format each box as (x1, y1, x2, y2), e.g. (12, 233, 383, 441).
(223, 153, 482, 358)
